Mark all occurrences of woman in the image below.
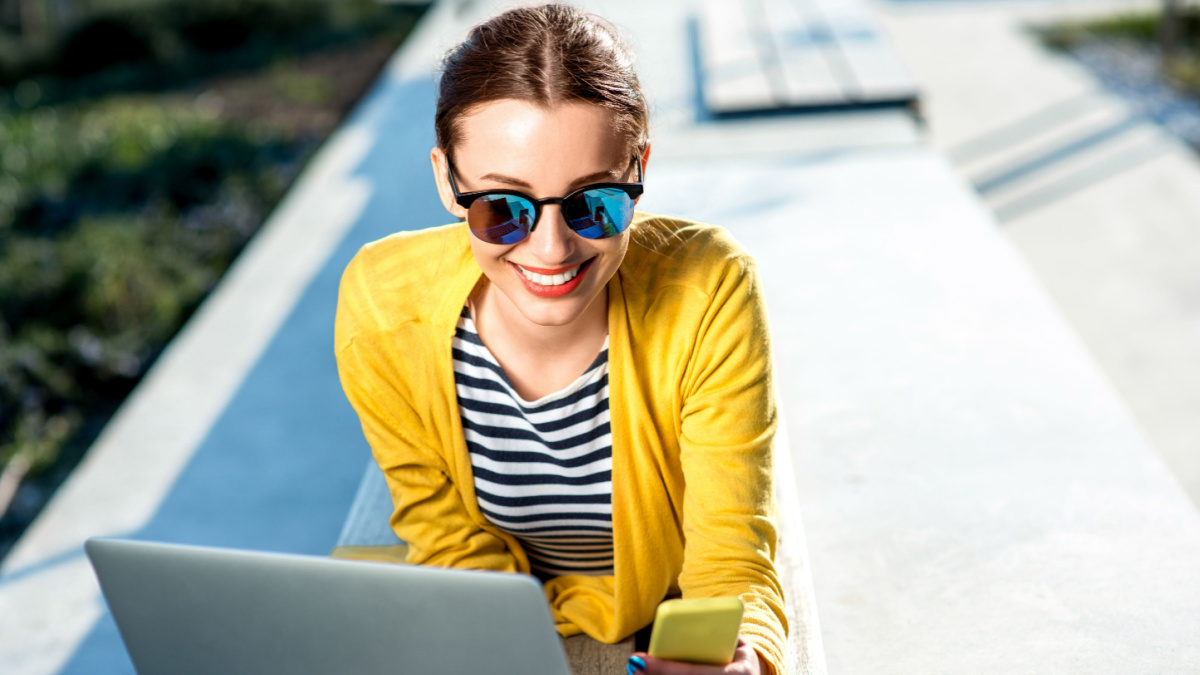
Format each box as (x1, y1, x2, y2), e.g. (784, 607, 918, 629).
(334, 5, 787, 674)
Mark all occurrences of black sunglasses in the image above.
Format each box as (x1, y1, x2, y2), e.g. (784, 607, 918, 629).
(447, 156, 644, 245)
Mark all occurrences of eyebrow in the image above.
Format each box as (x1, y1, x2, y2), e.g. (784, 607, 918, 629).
(476, 167, 625, 191)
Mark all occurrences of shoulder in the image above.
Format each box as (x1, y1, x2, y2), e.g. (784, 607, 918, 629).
(622, 211, 758, 299)
(335, 221, 470, 350)
(343, 221, 466, 292)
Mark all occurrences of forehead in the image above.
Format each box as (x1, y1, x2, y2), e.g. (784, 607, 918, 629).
(453, 100, 630, 179)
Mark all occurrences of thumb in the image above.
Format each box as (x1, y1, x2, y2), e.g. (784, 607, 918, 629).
(628, 652, 727, 675)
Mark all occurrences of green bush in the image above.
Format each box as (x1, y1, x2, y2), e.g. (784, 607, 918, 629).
(1035, 8, 1200, 51)
(0, 0, 417, 98)
(0, 97, 299, 479)
(0, 0, 425, 551)
(1033, 8, 1200, 97)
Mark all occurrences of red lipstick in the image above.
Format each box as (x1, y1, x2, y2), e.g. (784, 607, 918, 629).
(512, 262, 583, 274)
(509, 258, 594, 298)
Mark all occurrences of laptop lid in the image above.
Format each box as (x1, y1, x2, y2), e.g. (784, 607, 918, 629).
(85, 538, 573, 675)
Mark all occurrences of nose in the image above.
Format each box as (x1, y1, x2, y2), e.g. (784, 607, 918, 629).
(525, 204, 576, 264)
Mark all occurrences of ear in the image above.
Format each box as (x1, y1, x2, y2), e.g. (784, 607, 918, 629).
(430, 147, 469, 220)
(633, 141, 651, 205)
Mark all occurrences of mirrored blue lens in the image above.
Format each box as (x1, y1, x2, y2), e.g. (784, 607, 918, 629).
(565, 188, 635, 239)
(468, 194, 536, 245)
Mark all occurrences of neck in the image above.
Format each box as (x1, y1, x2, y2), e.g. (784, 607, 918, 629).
(471, 282, 608, 355)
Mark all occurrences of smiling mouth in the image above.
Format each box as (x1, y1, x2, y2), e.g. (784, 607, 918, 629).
(513, 259, 593, 287)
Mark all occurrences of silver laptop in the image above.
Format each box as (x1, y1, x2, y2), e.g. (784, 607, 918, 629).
(85, 538, 573, 675)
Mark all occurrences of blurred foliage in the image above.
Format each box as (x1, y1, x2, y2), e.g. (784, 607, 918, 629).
(0, 97, 297, 476)
(0, 0, 422, 105)
(1166, 50, 1200, 92)
(1037, 9, 1200, 96)
(270, 60, 334, 105)
(1038, 12, 1165, 49)
(0, 0, 427, 551)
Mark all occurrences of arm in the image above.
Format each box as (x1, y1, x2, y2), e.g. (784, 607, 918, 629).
(674, 254, 788, 675)
(336, 336, 520, 571)
(334, 241, 521, 572)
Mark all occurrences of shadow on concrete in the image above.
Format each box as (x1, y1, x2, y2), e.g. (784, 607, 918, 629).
(991, 137, 1168, 222)
(946, 92, 1107, 166)
(971, 115, 1142, 195)
(949, 88, 1182, 223)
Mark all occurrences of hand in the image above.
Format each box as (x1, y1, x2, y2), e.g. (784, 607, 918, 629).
(627, 637, 766, 675)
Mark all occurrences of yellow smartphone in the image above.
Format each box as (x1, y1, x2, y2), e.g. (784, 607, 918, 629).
(647, 597, 744, 665)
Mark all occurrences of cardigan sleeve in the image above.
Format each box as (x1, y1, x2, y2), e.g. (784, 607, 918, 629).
(676, 254, 788, 675)
(336, 337, 521, 573)
(334, 246, 520, 573)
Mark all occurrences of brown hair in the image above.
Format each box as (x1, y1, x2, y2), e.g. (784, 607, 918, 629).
(435, 3, 649, 164)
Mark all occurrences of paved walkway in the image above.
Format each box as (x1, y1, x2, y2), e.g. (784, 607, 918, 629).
(2, 0, 1199, 673)
(879, 0, 1200, 508)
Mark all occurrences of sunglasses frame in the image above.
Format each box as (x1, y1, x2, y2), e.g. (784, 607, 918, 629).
(446, 154, 644, 243)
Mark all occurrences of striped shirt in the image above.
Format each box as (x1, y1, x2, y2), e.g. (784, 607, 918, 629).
(452, 306, 614, 578)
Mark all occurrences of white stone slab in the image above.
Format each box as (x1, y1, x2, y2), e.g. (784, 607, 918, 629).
(877, 1, 1200, 508)
(761, 0, 848, 107)
(637, 150, 1200, 672)
(805, 0, 918, 102)
(696, 0, 776, 113)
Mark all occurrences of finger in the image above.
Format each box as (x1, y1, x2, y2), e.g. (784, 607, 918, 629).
(729, 640, 763, 674)
(628, 651, 732, 675)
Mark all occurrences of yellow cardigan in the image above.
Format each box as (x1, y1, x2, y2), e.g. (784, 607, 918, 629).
(334, 212, 788, 674)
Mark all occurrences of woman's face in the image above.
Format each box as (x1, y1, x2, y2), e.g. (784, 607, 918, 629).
(431, 99, 646, 329)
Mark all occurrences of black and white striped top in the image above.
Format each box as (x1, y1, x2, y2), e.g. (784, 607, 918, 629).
(452, 306, 614, 578)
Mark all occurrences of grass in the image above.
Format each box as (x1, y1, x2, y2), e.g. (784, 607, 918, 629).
(0, 1, 427, 560)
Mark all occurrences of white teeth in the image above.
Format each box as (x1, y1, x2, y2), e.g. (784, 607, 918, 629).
(517, 262, 584, 286)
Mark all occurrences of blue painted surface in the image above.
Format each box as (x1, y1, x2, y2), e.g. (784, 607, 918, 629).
(58, 74, 445, 674)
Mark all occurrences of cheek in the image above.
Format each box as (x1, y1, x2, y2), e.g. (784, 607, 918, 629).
(468, 240, 512, 275)
(590, 242, 628, 282)
(599, 237, 630, 267)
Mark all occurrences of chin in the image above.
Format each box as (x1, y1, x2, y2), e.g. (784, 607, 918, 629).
(514, 300, 589, 327)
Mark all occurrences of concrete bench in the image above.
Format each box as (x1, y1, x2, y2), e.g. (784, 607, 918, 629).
(332, 446, 824, 675)
(696, 0, 918, 115)
(330, 464, 410, 563)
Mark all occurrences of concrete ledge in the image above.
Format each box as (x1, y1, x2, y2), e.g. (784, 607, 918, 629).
(639, 150, 1200, 672)
(561, 633, 635, 675)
